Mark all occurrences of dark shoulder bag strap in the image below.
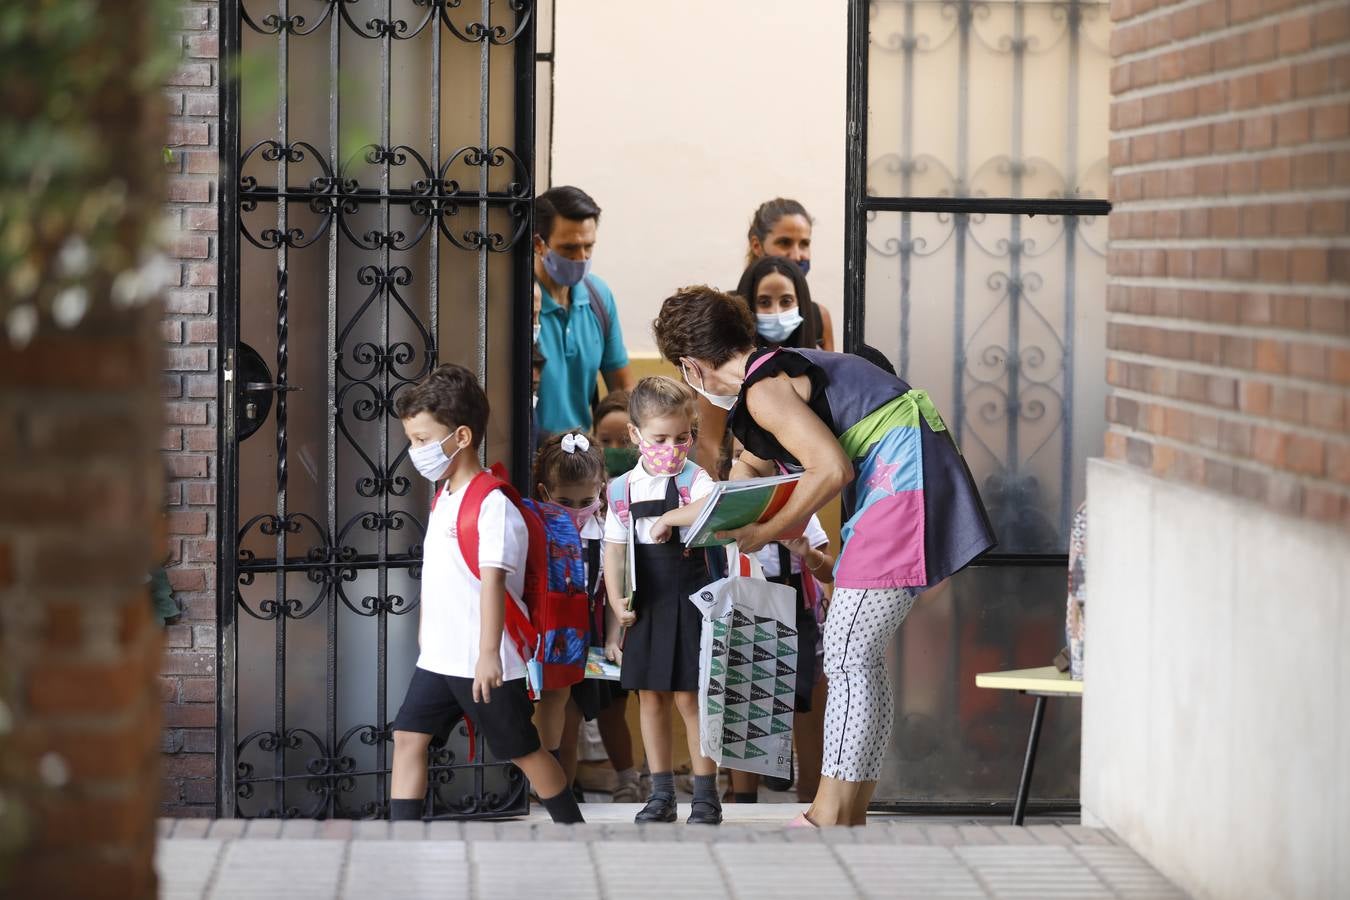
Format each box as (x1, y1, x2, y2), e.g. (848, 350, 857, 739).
(585, 538, 602, 598)
(584, 276, 611, 414)
(584, 275, 610, 339)
(777, 543, 793, 581)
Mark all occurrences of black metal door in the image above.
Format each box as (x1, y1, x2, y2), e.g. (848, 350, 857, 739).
(844, 0, 1111, 810)
(218, 0, 536, 819)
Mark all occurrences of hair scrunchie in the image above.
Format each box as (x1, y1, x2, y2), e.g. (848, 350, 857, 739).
(561, 433, 590, 454)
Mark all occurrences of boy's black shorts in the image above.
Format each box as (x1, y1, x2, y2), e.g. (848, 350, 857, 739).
(392, 667, 540, 761)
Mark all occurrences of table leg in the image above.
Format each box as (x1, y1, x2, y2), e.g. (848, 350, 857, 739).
(1011, 694, 1047, 826)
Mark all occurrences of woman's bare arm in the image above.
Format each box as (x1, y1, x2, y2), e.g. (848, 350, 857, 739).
(730, 449, 775, 481)
(716, 374, 851, 553)
(818, 306, 836, 352)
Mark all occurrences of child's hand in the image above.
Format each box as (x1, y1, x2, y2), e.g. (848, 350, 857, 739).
(473, 654, 503, 704)
(779, 536, 812, 557)
(611, 602, 636, 629)
(604, 637, 624, 666)
(650, 516, 673, 544)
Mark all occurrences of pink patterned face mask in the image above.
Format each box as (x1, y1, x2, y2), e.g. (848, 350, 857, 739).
(637, 433, 691, 476)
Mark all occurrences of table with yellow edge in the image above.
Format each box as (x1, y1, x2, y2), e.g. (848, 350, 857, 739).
(974, 665, 1082, 826)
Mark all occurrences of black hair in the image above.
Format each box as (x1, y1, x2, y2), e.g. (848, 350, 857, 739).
(393, 363, 490, 448)
(593, 389, 630, 428)
(746, 198, 813, 264)
(855, 343, 898, 376)
(733, 256, 818, 350)
(535, 186, 601, 243)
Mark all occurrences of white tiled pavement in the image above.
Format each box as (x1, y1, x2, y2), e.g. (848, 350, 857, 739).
(157, 805, 1189, 899)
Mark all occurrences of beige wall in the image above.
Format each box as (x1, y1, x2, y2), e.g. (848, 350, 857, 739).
(549, 0, 849, 356)
(1085, 460, 1350, 898)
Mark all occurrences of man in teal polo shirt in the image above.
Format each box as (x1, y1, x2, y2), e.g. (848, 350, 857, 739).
(533, 186, 634, 436)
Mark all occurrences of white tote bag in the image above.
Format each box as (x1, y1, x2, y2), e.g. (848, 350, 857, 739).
(689, 549, 799, 779)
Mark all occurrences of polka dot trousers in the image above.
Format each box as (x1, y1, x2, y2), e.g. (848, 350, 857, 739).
(820, 586, 919, 783)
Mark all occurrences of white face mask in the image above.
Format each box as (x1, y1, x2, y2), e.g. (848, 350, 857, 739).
(756, 309, 803, 343)
(682, 361, 739, 412)
(409, 433, 463, 482)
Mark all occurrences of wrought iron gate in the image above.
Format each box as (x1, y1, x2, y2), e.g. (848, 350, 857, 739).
(218, 0, 536, 819)
(844, 0, 1111, 809)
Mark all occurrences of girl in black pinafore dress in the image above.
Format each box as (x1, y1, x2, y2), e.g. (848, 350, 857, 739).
(602, 376, 723, 825)
(621, 475, 710, 692)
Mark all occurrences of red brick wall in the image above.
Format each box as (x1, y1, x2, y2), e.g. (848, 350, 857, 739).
(1, 1, 171, 892)
(1, 322, 165, 897)
(159, 0, 220, 817)
(1106, 0, 1350, 523)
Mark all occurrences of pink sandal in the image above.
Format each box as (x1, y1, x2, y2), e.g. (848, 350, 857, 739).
(787, 812, 818, 829)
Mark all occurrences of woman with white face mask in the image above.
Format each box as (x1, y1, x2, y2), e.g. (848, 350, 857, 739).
(654, 286, 995, 830)
(689, 257, 819, 472)
(744, 197, 834, 352)
(734, 256, 818, 351)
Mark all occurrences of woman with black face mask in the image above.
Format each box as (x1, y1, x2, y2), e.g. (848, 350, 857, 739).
(691, 201, 835, 474)
(744, 197, 833, 352)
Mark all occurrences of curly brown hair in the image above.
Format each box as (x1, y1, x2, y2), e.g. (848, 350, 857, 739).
(651, 285, 756, 368)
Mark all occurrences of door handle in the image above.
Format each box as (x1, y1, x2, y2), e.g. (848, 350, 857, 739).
(243, 382, 303, 392)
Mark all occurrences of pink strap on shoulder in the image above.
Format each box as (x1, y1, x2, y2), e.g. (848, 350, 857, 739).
(745, 348, 781, 381)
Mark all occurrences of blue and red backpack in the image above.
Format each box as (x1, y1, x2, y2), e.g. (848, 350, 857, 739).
(455, 465, 589, 697)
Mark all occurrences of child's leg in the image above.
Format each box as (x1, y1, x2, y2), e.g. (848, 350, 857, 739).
(452, 674, 582, 825)
(560, 699, 582, 786)
(512, 747, 584, 825)
(729, 769, 759, 801)
(634, 691, 678, 822)
(596, 692, 635, 771)
(533, 687, 570, 754)
(674, 690, 722, 823)
(598, 691, 642, 800)
(637, 690, 673, 774)
(391, 730, 432, 799)
(512, 746, 568, 800)
(672, 691, 716, 776)
(390, 730, 432, 819)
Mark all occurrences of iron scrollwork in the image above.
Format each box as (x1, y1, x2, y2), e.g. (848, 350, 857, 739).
(225, 0, 534, 820)
(866, 0, 1108, 550)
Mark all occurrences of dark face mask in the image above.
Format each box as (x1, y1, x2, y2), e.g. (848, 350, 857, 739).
(603, 446, 640, 477)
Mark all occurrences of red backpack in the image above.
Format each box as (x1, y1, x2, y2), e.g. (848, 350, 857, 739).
(454, 465, 589, 698)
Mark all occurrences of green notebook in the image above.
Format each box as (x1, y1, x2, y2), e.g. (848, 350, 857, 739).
(682, 473, 803, 548)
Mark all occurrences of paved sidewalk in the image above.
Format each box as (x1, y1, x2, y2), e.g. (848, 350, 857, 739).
(157, 805, 1187, 899)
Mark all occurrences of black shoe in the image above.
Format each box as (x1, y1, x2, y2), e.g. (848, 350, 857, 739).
(634, 794, 677, 823)
(686, 800, 723, 825)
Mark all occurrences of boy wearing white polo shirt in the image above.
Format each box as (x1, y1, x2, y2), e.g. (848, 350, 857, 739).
(387, 364, 583, 824)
